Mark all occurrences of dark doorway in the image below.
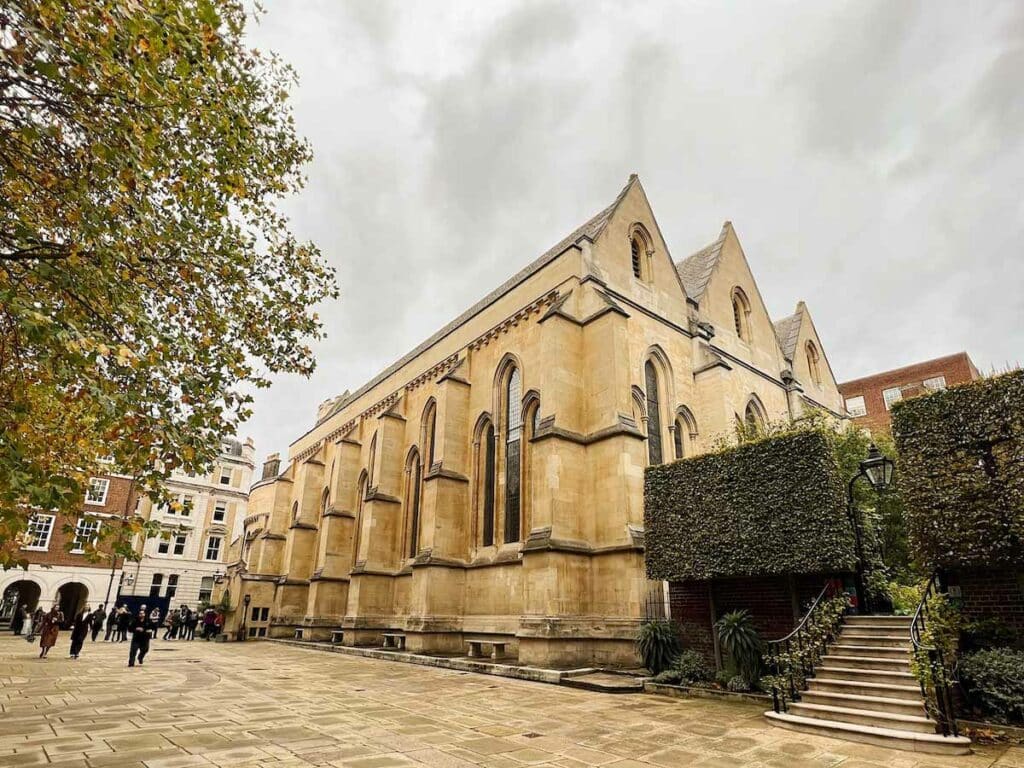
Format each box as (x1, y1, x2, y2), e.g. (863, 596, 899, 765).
(57, 582, 89, 627)
(2, 580, 42, 624)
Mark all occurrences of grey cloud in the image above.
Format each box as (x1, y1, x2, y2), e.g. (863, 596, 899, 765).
(238, 0, 1024, 459)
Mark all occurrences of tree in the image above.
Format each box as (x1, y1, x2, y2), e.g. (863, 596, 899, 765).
(0, 1, 338, 566)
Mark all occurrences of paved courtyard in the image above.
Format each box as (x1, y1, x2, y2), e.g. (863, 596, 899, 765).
(0, 635, 1018, 768)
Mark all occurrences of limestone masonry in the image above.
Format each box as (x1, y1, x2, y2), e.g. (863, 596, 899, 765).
(217, 175, 845, 666)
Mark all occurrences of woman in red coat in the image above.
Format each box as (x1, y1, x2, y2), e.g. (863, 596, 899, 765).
(38, 606, 64, 659)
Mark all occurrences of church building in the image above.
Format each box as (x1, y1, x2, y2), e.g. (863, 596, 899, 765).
(219, 175, 845, 666)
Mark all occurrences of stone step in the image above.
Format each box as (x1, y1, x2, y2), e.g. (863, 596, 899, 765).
(800, 689, 927, 716)
(764, 711, 970, 755)
(820, 654, 910, 672)
(845, 615, 914, 624)
(788, 702, 937, 733)
(830, 644, 909, 659)
(808, 677, 923, 700)
(838, 632, 909, 647)
(817, 666, 916, 686)
(765, 712, 970, 753)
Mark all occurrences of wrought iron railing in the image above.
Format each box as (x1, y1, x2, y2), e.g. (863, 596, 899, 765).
(910, 570, 959, 737)
(765, 581, 843, 713)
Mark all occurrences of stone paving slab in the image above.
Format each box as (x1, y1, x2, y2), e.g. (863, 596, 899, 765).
(0, 635, 1016, 767)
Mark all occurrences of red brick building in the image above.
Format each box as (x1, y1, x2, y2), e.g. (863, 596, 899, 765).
(1, 473, 137, 628)
(838, 352, 981, 433)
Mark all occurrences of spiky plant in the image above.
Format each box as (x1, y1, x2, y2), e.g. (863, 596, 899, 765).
(715, 609, 764, 688)
(636, 619, 682, 674)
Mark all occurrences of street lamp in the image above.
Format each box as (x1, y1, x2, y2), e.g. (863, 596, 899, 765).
(238, 593, 251, 642)
(847, 443, 895, 615)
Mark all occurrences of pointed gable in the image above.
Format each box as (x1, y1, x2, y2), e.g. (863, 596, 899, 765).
(675, 222, 729, 300)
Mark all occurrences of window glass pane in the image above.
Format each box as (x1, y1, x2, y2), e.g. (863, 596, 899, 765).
(882, 387, 903, 410)
(923, 376, 947, 391)
(86, 477, 109, 504)
(505, 369, 522, 543)
(205, 536, 221, 560)
(24, 515, 55, 550)
(483, 424, 496, 547)
(673, 420, 684, 459)
(845, 396, 867, 417)
(213, 501, 227, 521)
(72, 518, 100, 552)
(645, 361, 663, 465)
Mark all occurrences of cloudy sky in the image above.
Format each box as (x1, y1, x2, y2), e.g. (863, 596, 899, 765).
(240, 0, 1024, 461)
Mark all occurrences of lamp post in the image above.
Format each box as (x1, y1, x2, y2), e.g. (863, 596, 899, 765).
(238, 593, 251, 641)
(847, 443, 895, 615)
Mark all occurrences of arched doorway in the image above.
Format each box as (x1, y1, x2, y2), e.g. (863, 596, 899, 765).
(57, 582, 89, 627)
(2, 580, 42, 624)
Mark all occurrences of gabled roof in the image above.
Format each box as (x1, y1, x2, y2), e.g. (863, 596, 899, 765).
(773, 303, 806, 362)
(316, 176, 638, 427)
(674, 222, 730, 300)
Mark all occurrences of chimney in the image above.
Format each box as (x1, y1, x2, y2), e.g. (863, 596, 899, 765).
(261, 452, 281, 480)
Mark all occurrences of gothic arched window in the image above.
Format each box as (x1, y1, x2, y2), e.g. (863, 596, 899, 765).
(645, 360, 663, 465)
(744, 398, 766, 434)
(406, 449, 422, 558)
(352, 472, 367, 563)
(673, 419, 685, 460)
(631, 236, 643, 279)
(481, 421, 496, 546)
(504, 366, 523, 543)
(367, 432, 377, 487)
(320, 487, 330, 517)
(806, 341, 822, 386)
(422, 400, 437, 468)
(732, 288, 751, 342)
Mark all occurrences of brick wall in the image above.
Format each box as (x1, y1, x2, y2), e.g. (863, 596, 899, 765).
(838, 352, 980, 433)
(20, 473, 135, 570)
(668, 574, 831, 665)
(948, 568, 1024, 636)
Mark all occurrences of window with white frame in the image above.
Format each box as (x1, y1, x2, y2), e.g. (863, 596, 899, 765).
(198, 576, 214, 603)
(180, 494, 193, 517)
(166, 574, 179, 599)
(205, 536, 222, 561)
(212, 500, 227, 523)
(85, 477, 110, 505)
(882, 387, 903, 410)
(845, 396, 867, 418)
(149, 573, 163, 597)
(71, 517, 101, 553)
(219, 467, 232, 485)
(157, 536, 170, 554)
(923, 376, 947, 391)
(172, 533, 187, 556)
(24, 514, 55, 550)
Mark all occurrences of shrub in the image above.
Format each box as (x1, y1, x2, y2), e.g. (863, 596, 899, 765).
(645, 429, 855, 580)
(891, 370, 1024, 569)
(959, 648, 1024, 724)
(962, 617, 1018, 652)
(727, 675, 749, 692)
(888, 581, 923, 616)
(654, 649, 714, 685)
(636, 620, 681, 674)
(715, 610, 764, 688)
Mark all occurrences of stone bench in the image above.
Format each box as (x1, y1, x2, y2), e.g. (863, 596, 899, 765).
(382, 632, 406, 650)
(330, 630, 344, 644)
(467, 639, 508, 660)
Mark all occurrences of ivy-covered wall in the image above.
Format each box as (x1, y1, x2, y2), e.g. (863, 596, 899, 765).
(644, 430, 856, 581)
(891, 370, 1024, 569)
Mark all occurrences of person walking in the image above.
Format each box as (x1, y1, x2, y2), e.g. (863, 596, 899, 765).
(163, 609, 180, 640)
(69, 606, 90, 658)
(104, 603, 118, 641)
(117, 604, 131, 642)
(25, 607, 42, 641)
(90, 603, 106, 642)
(202, 607, 216, 640)
(148, 607, 162, 641)
(37, 605, 63, 659)
(11, 603, 26, 635)
(128, 606, 154, 667)
(184, 609, 198, 641)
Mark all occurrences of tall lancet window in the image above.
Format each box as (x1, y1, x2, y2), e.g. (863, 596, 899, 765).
(504, 367, 523, 543)
(483, 423, 496, 546)
(645, 360, 663, 465)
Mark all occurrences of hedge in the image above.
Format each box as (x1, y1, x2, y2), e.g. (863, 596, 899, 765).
(644, 430, 855, 581)
(891, 370, 1024, 569)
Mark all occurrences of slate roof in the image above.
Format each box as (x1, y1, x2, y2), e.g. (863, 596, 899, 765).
(674, 222, 730, 300)
(773, 302, 806, 362)
(317, 176, 637, 426)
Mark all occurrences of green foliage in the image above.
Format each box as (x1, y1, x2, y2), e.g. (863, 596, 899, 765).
(645, 428, 856, 580)
(715, 610, 764, 688)
(963, 616, 1019, 652)
(726, 675, 749, 692)
(652, 649, 713, 685)
(892, 370, 1024, 569)
(761, 594, 849, 706)
(910, 593, 961, 697)
(959, 648, 1024, 724)
(636, 620, 682, 674)
(0, 1, 338, 565)
(888, 581, 924, 616)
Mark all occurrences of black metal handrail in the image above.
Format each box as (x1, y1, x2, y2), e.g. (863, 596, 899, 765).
(765, 580, 841, 713)
(910, 570, 959, 737)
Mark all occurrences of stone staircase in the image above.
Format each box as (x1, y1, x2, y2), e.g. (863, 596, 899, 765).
(765, 615, 971, 755)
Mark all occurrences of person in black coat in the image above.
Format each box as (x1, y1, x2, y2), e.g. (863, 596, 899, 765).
(117, 605, 132, 642)
(10, 604, 25, 635)
(69, 606, 91, 658)
(89, 603, 106, 641)
(128, 606, 155, 667)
